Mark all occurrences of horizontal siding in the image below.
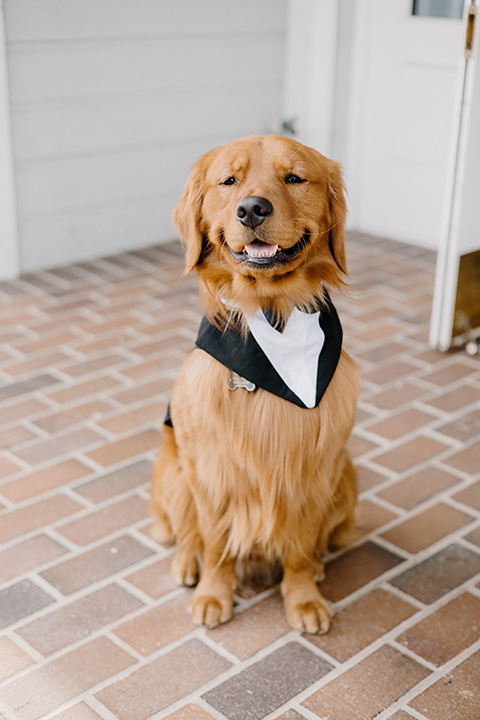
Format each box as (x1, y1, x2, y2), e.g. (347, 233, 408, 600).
(8, 34, 285, 105)
(17, 141, 216, 218)
(4, 0, 288, 272)
(11, 57, 284, 160)
(5, 0, 287, 41)
(19, 194, 179, 270)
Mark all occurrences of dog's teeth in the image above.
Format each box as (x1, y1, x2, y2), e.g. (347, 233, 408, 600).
(244, 242, 279, 258)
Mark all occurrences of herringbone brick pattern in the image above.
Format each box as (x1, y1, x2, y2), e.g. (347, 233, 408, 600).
(0, 233, 479, 720)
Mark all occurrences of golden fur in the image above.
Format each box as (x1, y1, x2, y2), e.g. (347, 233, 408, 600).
(151, 135, 359, 633)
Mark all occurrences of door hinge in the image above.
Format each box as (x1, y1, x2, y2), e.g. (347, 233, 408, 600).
(465, 1, 478, 60)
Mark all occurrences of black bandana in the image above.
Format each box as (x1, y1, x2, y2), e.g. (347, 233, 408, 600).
(165, 294, 342, 425)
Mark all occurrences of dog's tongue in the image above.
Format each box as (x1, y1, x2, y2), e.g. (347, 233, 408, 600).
(244, 241, 279, 258)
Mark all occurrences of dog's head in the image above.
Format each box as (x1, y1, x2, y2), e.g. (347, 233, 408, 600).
(173, 135, 347, 323)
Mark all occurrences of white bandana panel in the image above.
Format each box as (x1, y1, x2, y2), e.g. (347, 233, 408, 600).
(247, 308, 325, 408)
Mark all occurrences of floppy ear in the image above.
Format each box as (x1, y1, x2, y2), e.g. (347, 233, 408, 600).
(327, 161, 347, 274)
(172, 159, 206, 274)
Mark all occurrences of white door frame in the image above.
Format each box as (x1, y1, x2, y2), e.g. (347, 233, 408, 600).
(0, 0, 19, 280)
(430, 0, 479, 350)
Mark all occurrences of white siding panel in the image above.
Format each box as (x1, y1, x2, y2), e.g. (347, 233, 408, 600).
(4, 0, 288, 272)
(5, 0, 287, 41)
(20, 125, 294, 218)
(13, 84, 282, 161)
(8, 34, 284, 104)
(18, 193, 179, 271)
(17, 144, 205, 219)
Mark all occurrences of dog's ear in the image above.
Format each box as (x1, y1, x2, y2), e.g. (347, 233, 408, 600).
(327, 161, 347, 274)
(172, 159, 206, 274)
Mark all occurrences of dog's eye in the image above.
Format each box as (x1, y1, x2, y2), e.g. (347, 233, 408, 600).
(285, 174, 306, 184)
(222, 177, 237, 186)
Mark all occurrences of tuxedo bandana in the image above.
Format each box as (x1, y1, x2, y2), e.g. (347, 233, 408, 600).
(165, 294, 342, 426)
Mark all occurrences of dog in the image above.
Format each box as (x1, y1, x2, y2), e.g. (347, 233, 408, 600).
(151, 135, 359, 634)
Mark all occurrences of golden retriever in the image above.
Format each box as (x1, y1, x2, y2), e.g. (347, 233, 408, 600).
(151, 135, 359, 634)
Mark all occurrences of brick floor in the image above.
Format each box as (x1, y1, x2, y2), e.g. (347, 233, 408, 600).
(0, 233, 480, 720)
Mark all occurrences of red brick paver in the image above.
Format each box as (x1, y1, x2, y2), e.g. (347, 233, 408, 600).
(0, 234, 479, 720)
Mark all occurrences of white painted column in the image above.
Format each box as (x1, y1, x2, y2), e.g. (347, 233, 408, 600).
(0, 0, 19, 280)
(343, 0, 373, 229)
(283, 0, 338, 156)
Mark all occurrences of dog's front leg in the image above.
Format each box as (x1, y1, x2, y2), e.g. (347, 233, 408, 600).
(189, 539, 236, 628)
(178, 456, 236, 628)
(281, 553, 332, 634)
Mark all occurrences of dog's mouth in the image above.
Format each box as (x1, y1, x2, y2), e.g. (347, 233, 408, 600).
(226, 231, 310, 267)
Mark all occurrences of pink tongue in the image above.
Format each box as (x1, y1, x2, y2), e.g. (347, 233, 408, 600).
(244, 241, 279, 258)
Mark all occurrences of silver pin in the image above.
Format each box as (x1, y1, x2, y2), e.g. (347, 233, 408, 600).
(228, 372, 256, 392)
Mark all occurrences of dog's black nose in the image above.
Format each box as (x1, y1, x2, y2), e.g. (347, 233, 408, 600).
(236, 196, 273, 228)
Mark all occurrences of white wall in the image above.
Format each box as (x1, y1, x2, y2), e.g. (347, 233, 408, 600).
(3, 0, 288, 273)
(331, 0, 357, 166)
(282, 0, 338, 156)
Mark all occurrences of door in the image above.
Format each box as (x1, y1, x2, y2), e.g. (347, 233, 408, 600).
(347, 0, 465, 248)
(430, 0, 480, 351)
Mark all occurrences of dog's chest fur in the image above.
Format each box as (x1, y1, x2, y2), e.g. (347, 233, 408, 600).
(170, 337, 357, 559)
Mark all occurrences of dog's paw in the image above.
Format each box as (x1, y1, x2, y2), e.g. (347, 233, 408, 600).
(314, 561, 326, 583)
(189, 591, 233, 628)
(286, 597, 332, 635)
(171, 550, 199, 587)
(150, 517, 175, 546)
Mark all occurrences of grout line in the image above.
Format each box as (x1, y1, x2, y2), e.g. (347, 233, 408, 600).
(358, 492, 407, 516)
(388, 638, 437, 672)
(378, 637, 480, 720)
(397, 708, 431, 720)
(379, 581, 427, 610)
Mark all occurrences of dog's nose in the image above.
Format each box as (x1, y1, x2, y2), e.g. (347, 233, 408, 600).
(236, 196, 273, 228)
